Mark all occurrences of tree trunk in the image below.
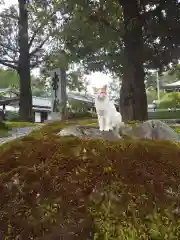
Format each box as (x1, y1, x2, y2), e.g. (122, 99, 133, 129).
(120, 0, 148, 122)
(18, 0, 32, 122)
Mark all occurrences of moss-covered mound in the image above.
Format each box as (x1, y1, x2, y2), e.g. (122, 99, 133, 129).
(29, 118, 98, 137)
(1, 125, 180, 239)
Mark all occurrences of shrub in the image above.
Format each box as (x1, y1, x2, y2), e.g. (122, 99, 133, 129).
(6, 111, 21, 122)
(158, 92, 180, 109)
(1, 133, 180, 239)
(68, 111, 96, 119)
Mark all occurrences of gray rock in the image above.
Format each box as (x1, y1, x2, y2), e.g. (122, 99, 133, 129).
(58, 125, 122, 141)
(121, 120, 180, 141)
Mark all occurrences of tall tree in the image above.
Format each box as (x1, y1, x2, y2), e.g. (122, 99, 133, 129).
(18, 0, 32, 121)
(0, 1, 56, 121)
(119, 0, 147, 121)
(53, 0, 180, 121)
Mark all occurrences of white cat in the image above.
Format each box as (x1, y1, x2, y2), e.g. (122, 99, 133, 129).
(93, 85, 124, 136)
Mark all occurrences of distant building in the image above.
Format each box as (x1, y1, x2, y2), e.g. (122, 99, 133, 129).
(162, 81, 180, 92)
(0, 88, 96, 122)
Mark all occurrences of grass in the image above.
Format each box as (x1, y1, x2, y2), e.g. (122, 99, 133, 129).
(0, 130, 180, 239)
(148, 110, 180, 119)
(0, 119, 180, 238)
(0, 129, 10, 138)
(6, 121, 40, 128)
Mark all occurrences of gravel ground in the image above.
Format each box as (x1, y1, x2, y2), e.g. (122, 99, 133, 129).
(0, 126, 42, 145)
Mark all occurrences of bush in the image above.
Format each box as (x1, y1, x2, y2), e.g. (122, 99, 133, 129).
(1, 126, 180, 239)
(158, 92, 180, 109)
(68, 111, 96, 119)
(6, 111, 21, 122)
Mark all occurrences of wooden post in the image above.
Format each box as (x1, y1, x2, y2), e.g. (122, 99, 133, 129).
(50, 68, 67, 121)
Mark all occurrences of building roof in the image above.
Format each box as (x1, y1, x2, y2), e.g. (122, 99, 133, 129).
(0, 88, 95, 108)
(163, 80, 180, 88)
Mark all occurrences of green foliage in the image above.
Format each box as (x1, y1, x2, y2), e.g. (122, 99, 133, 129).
(53, 0, 180, 76)
(0, 68, 19, 89)
(168, 64, 180, 80)
(6, 111, 21, 122)
(159, 92, 180, 109)
(67, 68, 88, 92)
(0, 1, 58, 70)
(1, 126, 180, 238)
(31, 76, 50, 97)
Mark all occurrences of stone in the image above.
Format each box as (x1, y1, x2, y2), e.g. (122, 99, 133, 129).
(121, 120, 180, 141)
(58, 125, 122, 141)
(0, 126, 42, 145)
(57, 120, 180, 142)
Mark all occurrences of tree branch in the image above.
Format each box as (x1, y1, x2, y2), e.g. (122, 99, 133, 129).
(0, 59, 18, 70)
(28, 28, 40, 49)
(10, 90, 19, 96)
(28, 11, 57, 50)
(29, 37, 49, 57)
(30, 59, 44, 69)
(88, 12, 121, 33)
(0, 13, 19, 20)
(0, 43, 17, 53)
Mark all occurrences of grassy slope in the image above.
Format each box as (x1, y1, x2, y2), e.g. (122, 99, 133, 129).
(0, 119, 180, 239)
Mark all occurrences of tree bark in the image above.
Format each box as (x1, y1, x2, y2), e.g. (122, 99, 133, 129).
(18, 0, 32, 122)
(120, 0, 148, 122)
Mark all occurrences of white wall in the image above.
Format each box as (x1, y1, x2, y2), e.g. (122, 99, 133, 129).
(34, 112, 41, 123)
(47, 113, 51, 120)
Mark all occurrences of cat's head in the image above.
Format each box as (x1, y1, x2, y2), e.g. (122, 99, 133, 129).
(93, 85, 108, 101)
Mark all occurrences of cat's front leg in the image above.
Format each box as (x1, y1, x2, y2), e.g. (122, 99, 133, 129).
(99, 116, 104, 131)
(104, 117, 112, 131)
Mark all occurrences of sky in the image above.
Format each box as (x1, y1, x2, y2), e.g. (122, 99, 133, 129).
(0, 0, 111, 91)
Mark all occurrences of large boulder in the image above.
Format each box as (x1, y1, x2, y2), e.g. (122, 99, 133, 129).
(58, 125, 122, 141)
(58, 120, 180, 142)
(121, 120, 180, 141)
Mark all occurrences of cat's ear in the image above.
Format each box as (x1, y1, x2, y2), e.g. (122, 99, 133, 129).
(102, 84, 107, 92)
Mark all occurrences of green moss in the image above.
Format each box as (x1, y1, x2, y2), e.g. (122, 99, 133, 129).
(0, 121, 10, 130)
(0, 129, 10, 138)
(6, 121, 39, 128)
(0, 134, 180, 238)
(29, 118, 98, 137)
(172, 126, 180, 134)
(0, 122, 10, 138)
